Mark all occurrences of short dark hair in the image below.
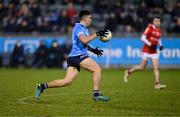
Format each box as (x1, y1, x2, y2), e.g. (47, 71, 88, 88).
(79, 10, 91, 20)
(153, 16, 161, 20)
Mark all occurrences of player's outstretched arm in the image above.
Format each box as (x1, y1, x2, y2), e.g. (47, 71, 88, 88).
(96, 29, 108, 37)
(79, 30, 108, 44)
(87, 45, 103, 57)
(87, 45, 94, 52)
(79, 33, 97, 44)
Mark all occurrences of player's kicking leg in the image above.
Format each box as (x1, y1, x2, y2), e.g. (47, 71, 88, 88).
(35, 67, 78, 100)
(151, 58, 166, 89)
(80, 58, 109, 102)
(124, 59, 147, 83)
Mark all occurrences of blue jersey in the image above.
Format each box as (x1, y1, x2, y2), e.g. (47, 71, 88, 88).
(69, 23, 90, 57)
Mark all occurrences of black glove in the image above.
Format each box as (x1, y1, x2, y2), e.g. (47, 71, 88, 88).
(151, 45, 157, 49)
(92, 47, 103, 57)
(159, 46, 164, 51)
(96, 29, 108, 37)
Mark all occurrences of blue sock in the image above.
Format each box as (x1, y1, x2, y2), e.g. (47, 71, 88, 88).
(93, 90, 99, 97)
(41, 83, 48, 90)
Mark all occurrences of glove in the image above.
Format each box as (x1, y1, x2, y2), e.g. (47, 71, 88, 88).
(92, 47, 103, 57)
(159, 46, 164, 51)
(96, 29, 108, 37)
(151, 45, 157, 49)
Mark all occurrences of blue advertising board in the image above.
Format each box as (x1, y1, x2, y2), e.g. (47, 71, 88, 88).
(0, 37, 180, 65)
(89, 38, 180, 65)
(1, 37, 65, 54)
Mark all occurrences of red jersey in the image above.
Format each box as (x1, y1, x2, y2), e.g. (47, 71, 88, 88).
(142, 24, 162, 54)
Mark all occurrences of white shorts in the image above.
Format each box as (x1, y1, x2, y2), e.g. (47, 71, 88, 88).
(141, 52, 159, 59)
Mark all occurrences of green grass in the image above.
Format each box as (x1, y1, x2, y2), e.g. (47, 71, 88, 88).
(0, 68, 180, 116)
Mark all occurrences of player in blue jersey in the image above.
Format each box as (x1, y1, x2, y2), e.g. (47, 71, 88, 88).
(35, 10, 109, 101)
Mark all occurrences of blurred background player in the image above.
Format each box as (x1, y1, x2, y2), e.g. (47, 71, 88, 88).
(35, 10, 109, 101)
(32, 40, 48, 68)
(10, 41, 25, 68)
(46, 40, 64, 68)
(123, 17, 166, 89)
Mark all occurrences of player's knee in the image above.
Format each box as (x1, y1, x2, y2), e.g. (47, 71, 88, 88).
(66, 82, 72, 86)
(141, 66, 145, 70)
(154, 67, 159, 71)
(95, 66, 101, 73)
(138, 65, 145, 70)
(63, 79, 73, 86)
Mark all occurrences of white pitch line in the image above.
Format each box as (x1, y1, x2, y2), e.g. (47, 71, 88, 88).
(17, 90, 178, 105)
(17, 92, 88, 105)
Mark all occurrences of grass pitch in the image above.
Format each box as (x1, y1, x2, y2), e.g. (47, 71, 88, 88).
(0, 68, 179, 116)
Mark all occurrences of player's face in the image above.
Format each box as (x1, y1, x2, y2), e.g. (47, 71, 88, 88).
(153, 18, 161, 28)
(84, 15, 92, 27)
